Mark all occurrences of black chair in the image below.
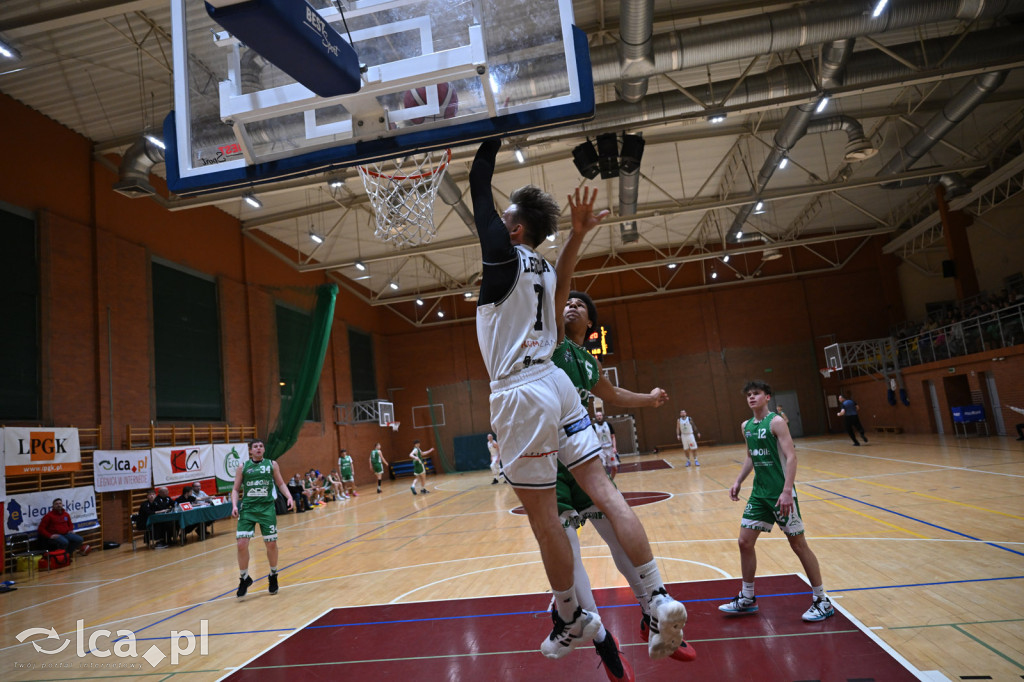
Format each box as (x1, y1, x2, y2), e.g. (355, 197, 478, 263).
(130, 513, 152, 551)
(6, 533, 51, 576)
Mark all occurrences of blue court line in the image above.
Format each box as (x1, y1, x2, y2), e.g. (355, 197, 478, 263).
(121, 574, 1021, 637)
(105, 489, 472, 645)
(807, 483, 1024, 557)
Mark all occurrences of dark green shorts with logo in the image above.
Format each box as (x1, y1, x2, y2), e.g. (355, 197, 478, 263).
(236, 503, 278, 541)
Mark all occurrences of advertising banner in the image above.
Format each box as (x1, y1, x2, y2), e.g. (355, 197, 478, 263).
(151, 444, 214, 486)
(94, 450, 153, 492)
(3, 427, 82, 475)
(4, 485, 99, 535)
(213, 443, 249, 493)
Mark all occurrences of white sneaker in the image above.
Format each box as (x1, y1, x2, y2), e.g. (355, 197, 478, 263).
(540, 607, 602, 659)
(647, 592, 687, 660)
(802, 597, 835, 622)
(718, 593, 758, 614)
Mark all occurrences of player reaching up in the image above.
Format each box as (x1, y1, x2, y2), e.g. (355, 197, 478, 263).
(470, 140, 687, 662)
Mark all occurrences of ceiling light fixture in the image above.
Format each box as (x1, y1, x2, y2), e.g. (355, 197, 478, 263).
(328, 178, 344, 189)
(354, 260, 366, 271)
(514, 146, 525, 164)
(753, 201, 765, 214)
(667, 262, 677, 269)
(437, 310, 445, 318)
(871, 0, 889, 18)
(464, 291, 473, 298)
(723, 254, 730, 263)
(242, 192, 262, 209)
(707, 114, 726, 124)
(0, 38, 21, 61)
(778, 157, 788, 169)
(388, 280, 399, 291)
(416, 298, 424, 306)
(309, 229, 323, 244)
(815, 96, 830, 114)
(711, 269, 718, 280)
(546, 232, 557, 242)
(736, 230, 743, 239)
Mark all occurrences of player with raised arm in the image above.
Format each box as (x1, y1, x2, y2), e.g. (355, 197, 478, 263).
(409, 440, 435, 495)
(553, 283, 698, 677)
(470, 139, 687, 662)
(231, 439, 294, 598)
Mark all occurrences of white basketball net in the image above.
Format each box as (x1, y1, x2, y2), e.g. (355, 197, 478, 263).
(357, 149, 451, 247)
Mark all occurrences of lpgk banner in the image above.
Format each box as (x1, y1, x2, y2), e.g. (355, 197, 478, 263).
(4, 427, 82, 475)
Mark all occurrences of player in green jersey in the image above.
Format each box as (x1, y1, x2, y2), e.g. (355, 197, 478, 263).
(231, 439, 294, 598)
(339, 449, 357, 497)
(369, 443, 388, 493)
(409, 440, 435, 495)
(553, 289, 696, 674)
(719, 380, 834, 622)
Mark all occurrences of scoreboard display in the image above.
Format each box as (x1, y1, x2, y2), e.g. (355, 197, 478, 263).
(584, 324, 614, 357)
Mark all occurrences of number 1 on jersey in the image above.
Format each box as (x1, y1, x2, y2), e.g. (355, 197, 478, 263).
(533, 284, 544, 330)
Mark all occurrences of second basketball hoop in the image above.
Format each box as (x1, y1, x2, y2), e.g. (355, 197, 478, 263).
(357, 149, 451, 247)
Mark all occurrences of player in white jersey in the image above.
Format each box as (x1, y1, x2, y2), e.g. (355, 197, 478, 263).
(470, 139, 688, 662)
(676, 409, 701, 467)
(592, 408, 619, 479)
(487, 433, 501, 484)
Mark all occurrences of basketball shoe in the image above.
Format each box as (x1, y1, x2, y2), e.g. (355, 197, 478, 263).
(268, 573, 279, 595)
(593, 632, 634, 681)
(802, 596, 835, 621)
(718, 593, 758, 614)
(236, 575, 253, 598)
(647, 591, 688, 659)
(640, 613, 697, 662)
(541, 606, 602, 659)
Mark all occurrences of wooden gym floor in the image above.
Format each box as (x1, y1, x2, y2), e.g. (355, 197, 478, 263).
(1, 433, 1022, 681)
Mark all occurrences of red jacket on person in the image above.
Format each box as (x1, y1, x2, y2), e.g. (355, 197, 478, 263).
(37, 509, 74, 539)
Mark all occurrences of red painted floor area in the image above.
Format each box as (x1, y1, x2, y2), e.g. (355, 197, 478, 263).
(224, 575, 923, 681)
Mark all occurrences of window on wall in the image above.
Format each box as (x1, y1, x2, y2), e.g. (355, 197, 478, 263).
(152, 261, 224, 420)
(348, 328, 377, 402)
(0, 205, 39, 420)
(276, 304, 322, 421)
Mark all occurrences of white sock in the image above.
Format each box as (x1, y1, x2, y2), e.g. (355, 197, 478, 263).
(240, 570, 249, 579)
(742, 581, 755, 599)
(270, 567, 278, 574)
(812, 584, 825, 600)
(552, 586, 580, 623)
(593, 625, 607, 644)
(636, 559, 666, 607)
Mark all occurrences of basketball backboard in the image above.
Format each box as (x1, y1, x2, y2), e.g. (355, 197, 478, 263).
(824, 343, 843, 371)
(168, 0, 593, 195)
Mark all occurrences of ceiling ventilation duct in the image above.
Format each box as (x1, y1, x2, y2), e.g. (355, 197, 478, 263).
(112, 136, 165, 198)
(878, 70, 1008, 195)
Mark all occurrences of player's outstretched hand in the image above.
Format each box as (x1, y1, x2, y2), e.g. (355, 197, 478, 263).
(568, 187, 610, 237)
(649, 387, 668, 407)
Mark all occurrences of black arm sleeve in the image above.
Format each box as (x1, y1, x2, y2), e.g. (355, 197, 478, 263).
(470, 139, 518, 305)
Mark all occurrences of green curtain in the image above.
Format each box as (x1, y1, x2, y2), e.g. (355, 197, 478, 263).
(266, 283, 337, 461)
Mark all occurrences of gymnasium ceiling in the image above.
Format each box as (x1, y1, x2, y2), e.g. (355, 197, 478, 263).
(2, 0, 1023, 326)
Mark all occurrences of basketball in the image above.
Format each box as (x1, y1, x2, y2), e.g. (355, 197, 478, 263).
(402, 82, 459, 124)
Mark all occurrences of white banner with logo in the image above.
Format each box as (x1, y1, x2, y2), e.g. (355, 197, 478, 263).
(94, 450, 153, 492)
(213, 443, 249, 493)
(151, 444, 214, 486)
(5, 485, 99, 535)
(3, 427, 82, 475)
